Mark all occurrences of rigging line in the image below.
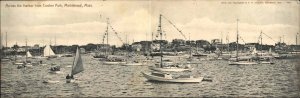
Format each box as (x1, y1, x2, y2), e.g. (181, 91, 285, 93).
(257, 34, 261, 44)
(262, 32, 277, 43)
(239, 35, 246, 44)
(108, 24, 125, 44)
(161, 15, 187, 40)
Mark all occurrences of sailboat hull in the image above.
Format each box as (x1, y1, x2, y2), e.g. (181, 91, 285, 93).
(149, 66, 191, 72)
(142, 72, 203, 83)
(103, 61, 126, 65)
(260, 61, 274, 64)
(122, 63, 144, 66)
(229, 61, 258, 65)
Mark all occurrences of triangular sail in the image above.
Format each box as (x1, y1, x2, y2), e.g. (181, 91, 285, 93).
(71, 47, 84, 76)
(43, 45, 55, 57)
(27, 51, 32, 57)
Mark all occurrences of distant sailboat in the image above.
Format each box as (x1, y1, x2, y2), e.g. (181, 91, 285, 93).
(66, 47, 84, 83)
(229, 19, 257, 65)
(257, 31, 274, 64)
(43, 45, 57, 58)
(26, 51, 32, 58)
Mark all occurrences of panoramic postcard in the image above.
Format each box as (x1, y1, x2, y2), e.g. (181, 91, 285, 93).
(1, 0, 300, 97)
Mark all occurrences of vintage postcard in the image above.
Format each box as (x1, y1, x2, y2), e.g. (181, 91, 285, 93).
(1, 0, 299, 97)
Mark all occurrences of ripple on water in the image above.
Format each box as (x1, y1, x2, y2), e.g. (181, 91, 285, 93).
(1, 56, 300, 97)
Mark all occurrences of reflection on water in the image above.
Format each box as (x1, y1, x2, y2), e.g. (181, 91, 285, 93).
(1, 55, 299, 97)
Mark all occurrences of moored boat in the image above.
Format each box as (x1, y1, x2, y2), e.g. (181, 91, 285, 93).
(142, 71, 203, 83)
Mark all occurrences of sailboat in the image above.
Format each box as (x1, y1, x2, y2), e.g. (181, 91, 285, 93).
(26, 51, 32, 58)
(122, 33, 145, 66)
(100, 18, 126, 65)
(148, 14, 192, 72)
(66, 47, 84, 83)
(16, 38, 33, 68)
(229, 19, 257, 65)
(1, 32, 11, 61)
(257, 31, 274, 64)
(94, 17, 109, 59)
(43, 45, 57, 58)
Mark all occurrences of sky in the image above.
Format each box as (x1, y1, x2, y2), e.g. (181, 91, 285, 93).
(1, 0, 299, 47)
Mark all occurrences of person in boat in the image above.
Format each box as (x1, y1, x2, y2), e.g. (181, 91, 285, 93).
(66, 74, 74, 79)
(66, 74, 71, 79)
(22, 61, 26, 67)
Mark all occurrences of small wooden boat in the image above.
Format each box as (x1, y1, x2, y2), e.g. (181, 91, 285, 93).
(142, 72, 203, 83)
(103, 57, 126, 65)
(49, 64, 61, 74)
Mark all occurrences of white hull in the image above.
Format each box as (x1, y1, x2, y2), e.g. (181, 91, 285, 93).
(260, 61, 274, 64)
(25, 63, 33, 67)
(149, 66, 191, 72)
(142, 72, 203, 83)
(49, 71, 62, 74)
(14, 62, 24, 65)
(122, 63, 144, 66)
(103, 61, 126, 65)
(43, 80, 60, 83)
(40, 64, 48, 66)
(229, 61, 258, 65)
(66, 65, 72, 68)
(66, 79, 75, 83)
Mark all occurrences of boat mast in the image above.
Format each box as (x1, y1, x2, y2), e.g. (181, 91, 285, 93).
(221, 32, 223, 53)
(25, 38, 28, 62)
(236, 19, 239, 62)
(0, 32, 2, 56)
(260, 30, 263, 57)
(296, 33, 298, 45)
(5, 32, 7, 57)
(189, 32, 192, 58)
(106, 18, 109, 55)
(227, 32, 230, 52)
(159, 14, 163, 68)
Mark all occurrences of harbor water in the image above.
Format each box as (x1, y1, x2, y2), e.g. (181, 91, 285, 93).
(1, 55, 300, 97)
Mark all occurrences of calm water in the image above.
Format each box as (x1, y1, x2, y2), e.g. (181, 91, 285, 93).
(1, 55, 300, 97)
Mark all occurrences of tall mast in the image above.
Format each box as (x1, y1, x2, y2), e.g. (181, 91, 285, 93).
(106, 18, 109, 55)
(189, 32, 192, 58)
(283, 35, 285, 43)
(55, 35, 57, 53)
(5, 32, 7, 57)
(1, 32, 2, 57)
(25, 38, 28, 62)
(0, 32, 2, 51)
(297, 33, 299, 45)
(159, 14, 163, 68)
(236, 19, 239, 62)
(6, 32, 7, 50)
(260, 30, 263, 56)
(227, 32, 229, 52)
(221, 32, 223, 52)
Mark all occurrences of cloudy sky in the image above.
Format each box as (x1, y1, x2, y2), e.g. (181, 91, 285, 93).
(1, 0, 299, 47)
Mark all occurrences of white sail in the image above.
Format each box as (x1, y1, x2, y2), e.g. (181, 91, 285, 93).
(43, 45, 55, 57)
(27, 51, 32, 57)
(71, 47, 84, 76)
(251, 47, 257, 54)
